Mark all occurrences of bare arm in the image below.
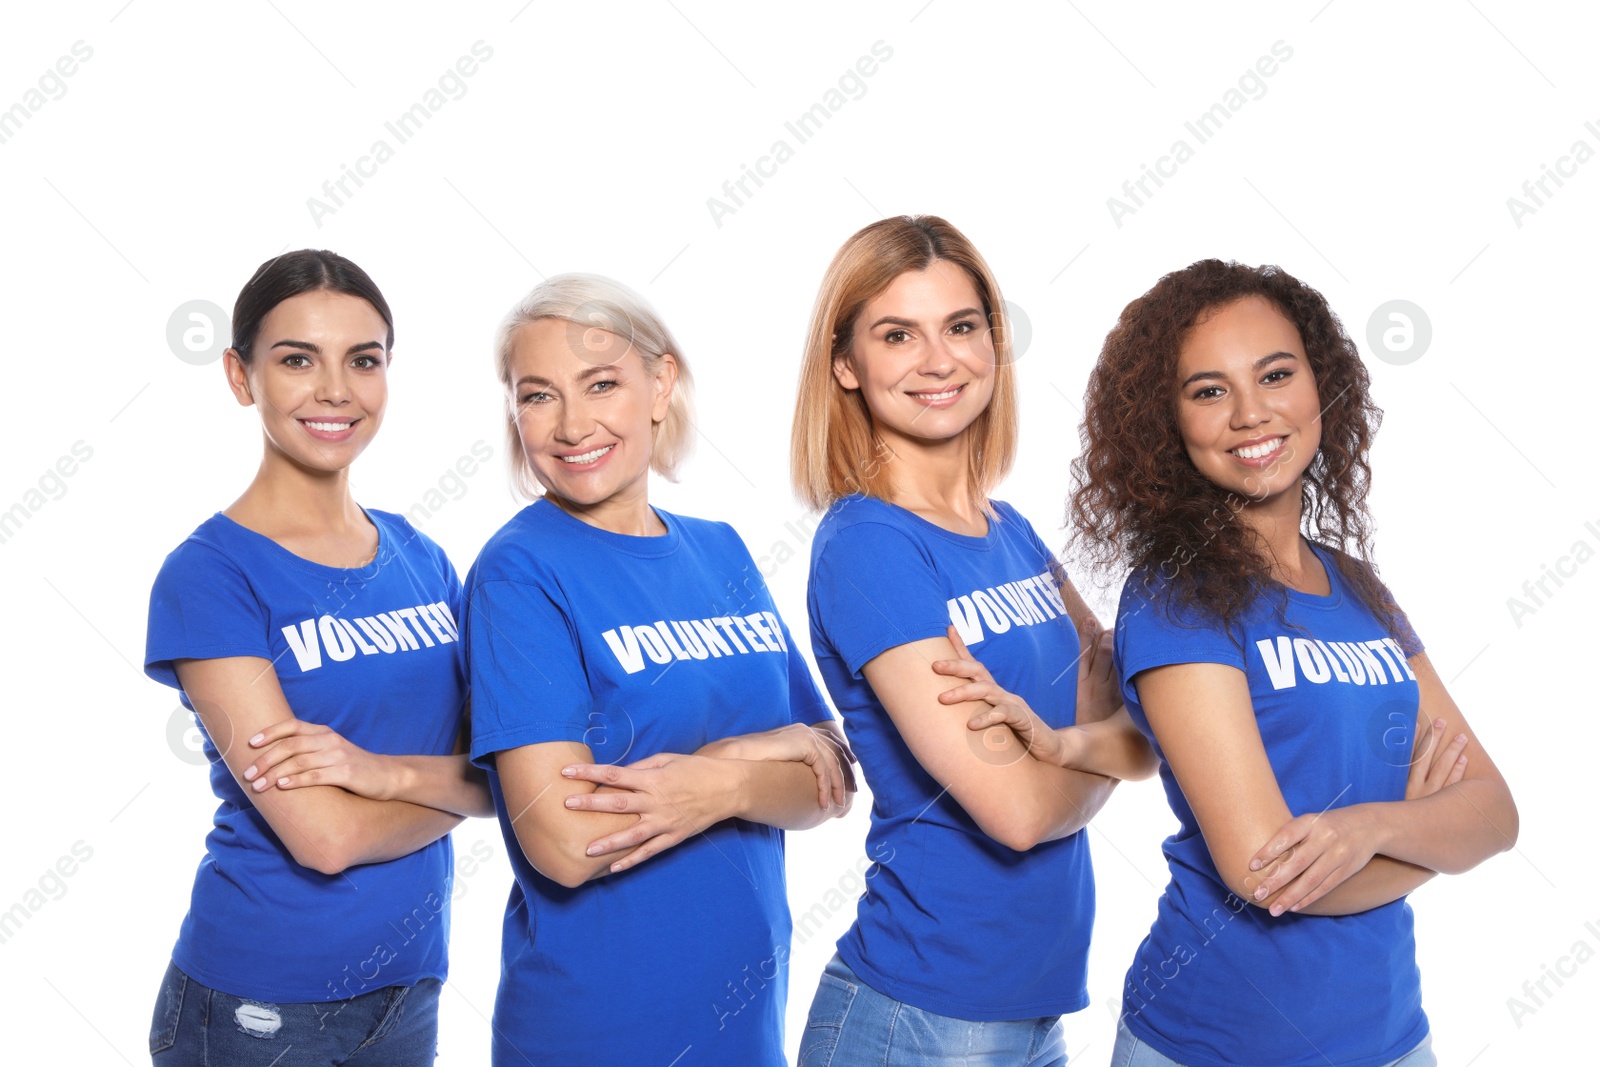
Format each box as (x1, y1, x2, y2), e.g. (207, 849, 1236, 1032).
(177, 657, 464, 876)
(863, 636, 1115, 852)
(245, 709, 493, 818)
(1247, 652, 1517, 912)
(1134, 661, 1476, 917)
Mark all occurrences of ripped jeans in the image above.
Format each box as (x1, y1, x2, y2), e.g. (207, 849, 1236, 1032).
(149, 960, 440, 1066)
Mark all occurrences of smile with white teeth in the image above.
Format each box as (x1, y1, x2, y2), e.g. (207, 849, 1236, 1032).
(560, 445, 614, 464)
(302, 420, 355, 433)
(909, 385, 963, 401)
(1230, 437, 1284, 460)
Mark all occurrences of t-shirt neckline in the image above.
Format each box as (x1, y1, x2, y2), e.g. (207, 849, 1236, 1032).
(1278, 542, 1345, 610)
(859, 495, 999, 550)
(211, 508, 389, 581)
(530, 496, 682, 558)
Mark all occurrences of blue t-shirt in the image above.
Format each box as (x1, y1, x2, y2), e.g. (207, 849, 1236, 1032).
(1115, 546, 1428, 1067)
(464, 498, 830, 1067)
(807, 494, 1095, 1020)
(145, 510, 467, 1003)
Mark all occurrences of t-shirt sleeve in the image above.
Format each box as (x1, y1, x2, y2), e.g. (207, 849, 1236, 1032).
(465, 576, 594, 766)
(1114, 572, 1246, 704)
(774, 613, 832, 725)
(811, 520, 951, 677)
(145, 541, 272, 690)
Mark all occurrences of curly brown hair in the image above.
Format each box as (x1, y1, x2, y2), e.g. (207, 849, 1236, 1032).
(1070, 259, 1408, 640)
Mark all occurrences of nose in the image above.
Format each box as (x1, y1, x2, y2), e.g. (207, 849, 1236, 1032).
(1228, 383, 1270, 430)
(314, 362, 351, 405)
(916, 333, 959, 378)
(554, 398, 595, 445)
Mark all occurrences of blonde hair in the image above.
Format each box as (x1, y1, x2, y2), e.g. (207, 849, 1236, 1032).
(791, 215, 1018, 510)
(494, 273, 696, 498)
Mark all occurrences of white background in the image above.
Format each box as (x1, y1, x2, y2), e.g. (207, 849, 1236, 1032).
(1, 2, 1594, 1064)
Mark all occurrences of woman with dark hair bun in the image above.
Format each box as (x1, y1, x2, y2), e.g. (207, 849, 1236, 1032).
(1056, 260, 1515, 1066)
(143, 249, 490, 1066)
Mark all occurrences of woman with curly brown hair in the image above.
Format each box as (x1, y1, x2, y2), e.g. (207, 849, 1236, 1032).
(1068, 260, 1516, 1066)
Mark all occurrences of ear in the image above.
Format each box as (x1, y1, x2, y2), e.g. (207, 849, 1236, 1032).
(223, 350, 256, 408)
(831, 351, 861, 391)
(650, 353, 680, 423)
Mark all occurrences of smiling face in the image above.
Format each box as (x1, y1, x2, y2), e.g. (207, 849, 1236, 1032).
(834, 262, 997, 456)
(225, 289, 389, 472)
(1174, 295, 1323, 506)
(507, 316, 676, 526)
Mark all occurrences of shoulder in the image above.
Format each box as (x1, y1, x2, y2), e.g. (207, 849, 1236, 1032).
(989, 499, 1052, 554)
(368, 508, 453, 567)
(153, 517, 252, 588)
(465, 504, 551, 588)
(813, 495, 922, 555)
(1117, 567, 1228, 635)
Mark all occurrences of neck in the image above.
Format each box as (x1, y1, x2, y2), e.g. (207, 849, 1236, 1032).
(880, 426, 985, 525)
(547, 477, 663, 537)
(1235, 477, 1315, 583)
(232, 443, 363, 534)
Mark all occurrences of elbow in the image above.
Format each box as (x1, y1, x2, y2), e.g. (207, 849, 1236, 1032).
(292, 830, 358, 877)
(513, 833, 598, 889)
(982, 807, 1052, 853)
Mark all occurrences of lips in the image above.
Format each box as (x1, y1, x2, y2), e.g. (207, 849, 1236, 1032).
(1229, 435, 1284, 460)
(298, 417, 359, 441)
(905, 383, 966, 406)
(557, 444, 615, 465)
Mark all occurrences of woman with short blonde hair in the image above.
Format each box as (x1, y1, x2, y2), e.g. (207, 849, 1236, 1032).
(791, 216, 1154, 1066)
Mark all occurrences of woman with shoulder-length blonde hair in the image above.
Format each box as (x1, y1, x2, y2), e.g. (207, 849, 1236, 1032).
(462, 272, 857, 1066)
(791, 216, 1156, 1066)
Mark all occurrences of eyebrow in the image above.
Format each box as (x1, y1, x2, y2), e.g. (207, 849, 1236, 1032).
(867, 307, 984, 331)
(1180, 350, 1297, 388)
(514, 364, 618, 388)
(269, 339, 386, 356)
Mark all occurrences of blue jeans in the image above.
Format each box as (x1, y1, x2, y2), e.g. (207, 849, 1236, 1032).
(798, 953, 1067, 1066)
(1110, 1017, 1437, 1067)
(149, 960, 441, 1066)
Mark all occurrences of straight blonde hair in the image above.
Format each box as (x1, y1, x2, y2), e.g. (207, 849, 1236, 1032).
(791, 215, 1018, 510)
(494, 273, 695, 499)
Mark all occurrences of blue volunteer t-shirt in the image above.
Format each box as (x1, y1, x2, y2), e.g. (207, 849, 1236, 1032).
(1115, 544, 1429, 1067)
(464, 498, 831, 1067)
(807, 494, 1095, 1021)
(145, 510, 467, 1003)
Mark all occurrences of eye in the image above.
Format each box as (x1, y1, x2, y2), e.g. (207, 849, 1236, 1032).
(519, 390, 552, 405)
(1191, 385, 1224, 401)
(351, 354, 383, 369)
(949, 321, 976, 335)
(1262, 368, 1293, 384)
(280, 353, 311, 368)
(590, 379, 618, 393)
(884, 329, 910, 345)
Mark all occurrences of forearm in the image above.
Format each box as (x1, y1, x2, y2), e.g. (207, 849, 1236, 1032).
(1053, 708, 1158, 782)
(724, 758, 843, 831)
(1018, 762, 1117, 845)
(324, 792, 464, 871)
(1362, 782, 1519, 875)
(384, 754, 494, 818)
(1289, 855, 1435, 915)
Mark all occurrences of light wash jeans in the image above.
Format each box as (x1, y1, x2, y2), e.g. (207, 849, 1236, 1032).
(149, 960, 441, 1066)
(798, 952, 1068, 1066)
(1110, 1016, 1437, 1067)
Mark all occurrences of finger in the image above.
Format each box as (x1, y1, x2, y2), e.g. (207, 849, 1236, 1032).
(1271, 858, 1342, 917)
(1425, 733, 1469, 789)
(244, 738, 319, 782)
(561, 763, 641, 788)
(564, 791, 648, 814)
(966, 707, 1009, 730)
(625, 752, 675, 771)
(1093, 630, 1115, 680)
(930, 659, 985, 680)
(938, 682, 1002, 707)
(1250, 816, 1314, 871)
(609, 833, 683, 874)
(247, 718, 324, 748)
(945, 624, 977, 663)
(1444, 753, 1468, 786)
(584, 821, 660, 857)
(255, 753, 341, 791)
(1406, 717, 1443, 793)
